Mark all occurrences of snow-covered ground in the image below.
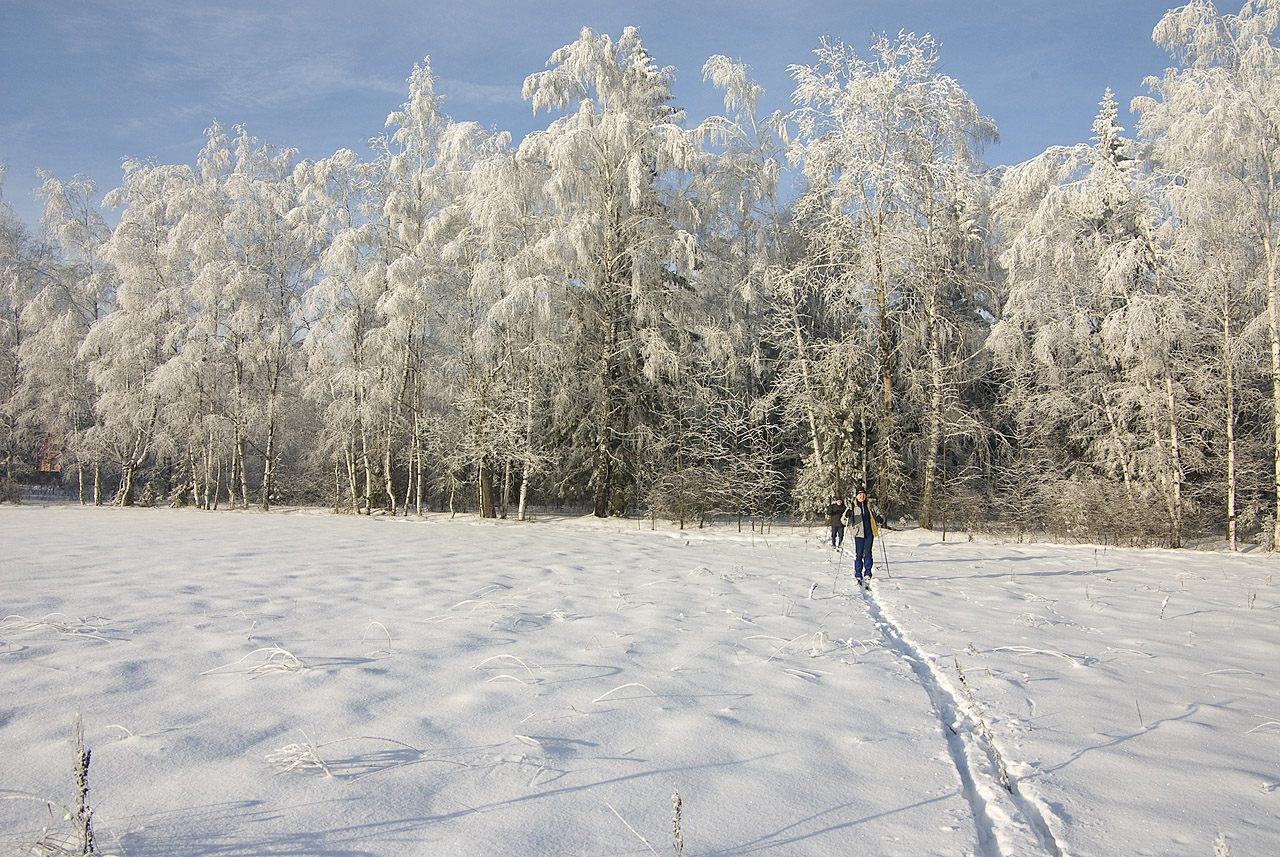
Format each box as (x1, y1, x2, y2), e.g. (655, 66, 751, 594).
(1, 505, 1276, 857)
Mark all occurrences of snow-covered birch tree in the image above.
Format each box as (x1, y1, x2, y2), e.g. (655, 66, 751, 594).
(29, 172, 116, 501)
(445, 138, 560, 520)
(298, 59, 486, 515)
(788, 32, 997, 519)
(686, 56, 793, 520)
(521, 26, 700, 517)
(0, 173, 51, 486)
(296, 147, 381, 512)
(174, 125, 314, 510)
(994, 92, 1194, 545)
(1135, 0, 1280, 548)
(91, 159, 202, 505)
(363, 59, 464, 515)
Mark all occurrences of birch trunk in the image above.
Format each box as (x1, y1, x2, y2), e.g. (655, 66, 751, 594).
(260, 361, 283, 511)
(1267, 224, 1280, 549)
(501, 459, 512, 519)
(874, 225, 894, 513)
(344, 438, 359, 514)
(479, 459, 496, 519)
(359, 414, 374, 515)
(1102, 396, 1136, 499)
(401, 446, 414, 517)
(203, 424, 215, 510)
(1165, 375, 1184, 548)
(1224, 274, 1238, 550)
(917, 258, 947, 530)
(592, 301, 620, 519)
(382, 436, 396, 515)
(919, 320, 946, 529)
(786, 292, 823, 470)
(188, 449, 200, 510)
(115, 403, 157, 506)
(261, 396, 277, 512)
(415, 427, 425, 516)
(236, 433, 249, 510)
(518, 381, 534, 522)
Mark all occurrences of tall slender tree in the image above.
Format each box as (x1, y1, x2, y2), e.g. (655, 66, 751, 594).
(788, 32, 996, 518)
(1136, 0, 1280, 547)
(994, 91, 1192, 544)
(521, 26, 700, 516)
(31, 172, 117, 502)
(691, 56, 794, 520)
(92, 160, 202, 504)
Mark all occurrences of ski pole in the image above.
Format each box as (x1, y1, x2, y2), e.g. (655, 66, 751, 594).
(880, 534, 891, 578)
(833, 537, 844, 593)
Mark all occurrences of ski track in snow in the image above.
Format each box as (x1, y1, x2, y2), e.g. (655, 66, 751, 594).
(845, 555, 1066, 857)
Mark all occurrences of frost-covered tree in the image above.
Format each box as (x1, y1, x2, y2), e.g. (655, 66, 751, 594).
(520, 27, 700, 517)
(297, 60, 435, 515)
(994, 91, 1193, 545)
(904, 156, 1000, 532)
(179, 125, 315, 510)
(298, 59, 495, 515)
(0, 171, 53, 485)
(91, 159, 202, 504)
(693, 55, 791, 383)
(369, 59, 473, 515)
(1135, 0, 1280, 548)
(444, 138, 561, 520)
(28, 172, 116, 501)
(685, 56, 793, 521)
(787, 32, 997, 519)
(295, 146, 381, 512)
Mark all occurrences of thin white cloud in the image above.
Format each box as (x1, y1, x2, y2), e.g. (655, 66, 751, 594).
(435, 77, 525, 106)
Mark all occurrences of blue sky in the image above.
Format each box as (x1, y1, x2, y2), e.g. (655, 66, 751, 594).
(1, 0, 1179, 230)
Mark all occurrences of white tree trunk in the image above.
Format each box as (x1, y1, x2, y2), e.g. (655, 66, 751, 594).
(1224, 277, 1238, 551)
(919, 275, 945, 530)
(1164, 376, 1184, 548)
(1264, 195, 1280, 549)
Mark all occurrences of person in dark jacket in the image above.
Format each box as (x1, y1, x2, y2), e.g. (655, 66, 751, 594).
(825, 496, 847, 548)
(845, 487, 882, 582)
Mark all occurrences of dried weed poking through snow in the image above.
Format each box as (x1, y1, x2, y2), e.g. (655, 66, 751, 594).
(200, 645, 307, 677)
(264, 732, 469, 780)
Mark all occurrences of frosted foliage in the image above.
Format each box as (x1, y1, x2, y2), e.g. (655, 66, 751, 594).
(36, 173, 111, 264)
(790, 33, 995, 198)
(12, 14, 1278, 542)
(523, 27, 696, 226)
(386, 58, 444, 151)
(784, 28, 997, 515)
(21, 172, 115, 466)
(992, 75, 1217, 544)
(1135, 0, 1280, 546)
(702, 54, 764, 118)
(787, 30, 996, 312)
(1152, 0, 1280, 69)
(1101, 294, 1186, 377)
(691, 47, 789, 426)
(522, 25, 694, 277)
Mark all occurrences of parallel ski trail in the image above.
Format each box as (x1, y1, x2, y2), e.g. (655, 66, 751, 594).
(856, 578, 1067, 857)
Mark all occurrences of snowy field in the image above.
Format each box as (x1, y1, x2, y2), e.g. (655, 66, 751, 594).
(1, 505, 1277, 857)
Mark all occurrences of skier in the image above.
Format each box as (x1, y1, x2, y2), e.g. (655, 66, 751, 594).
(825, 496, 847, 548)
(846, 487, 882, 585)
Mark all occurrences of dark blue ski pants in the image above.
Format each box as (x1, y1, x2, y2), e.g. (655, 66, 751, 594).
(853, 535, 874, 578)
